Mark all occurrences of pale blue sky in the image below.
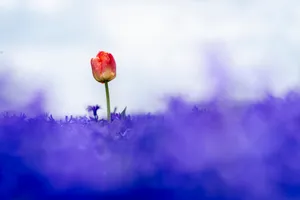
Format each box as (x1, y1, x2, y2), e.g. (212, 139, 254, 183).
(1, 0, 300, 117)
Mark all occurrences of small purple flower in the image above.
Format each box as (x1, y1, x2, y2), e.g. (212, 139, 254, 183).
(86, 105, 101, 120)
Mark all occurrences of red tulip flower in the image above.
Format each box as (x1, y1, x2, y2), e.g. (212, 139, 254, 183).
(90, 51, 116, 122)
(91, 51, 116, 83)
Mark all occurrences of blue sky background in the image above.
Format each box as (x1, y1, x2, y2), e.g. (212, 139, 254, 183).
(0, 0, 300, 117)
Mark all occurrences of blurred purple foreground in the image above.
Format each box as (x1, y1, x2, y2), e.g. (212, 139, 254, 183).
(1, 73, 300, 200)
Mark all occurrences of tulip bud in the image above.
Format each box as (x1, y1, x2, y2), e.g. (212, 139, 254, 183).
(90, 51, 116, 83)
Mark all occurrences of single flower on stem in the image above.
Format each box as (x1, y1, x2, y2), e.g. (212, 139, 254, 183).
(90, 51, 116, 122)
(86, 105, 101, 121)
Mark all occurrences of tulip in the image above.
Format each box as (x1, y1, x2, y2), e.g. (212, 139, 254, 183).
(90, 51, 116, 122)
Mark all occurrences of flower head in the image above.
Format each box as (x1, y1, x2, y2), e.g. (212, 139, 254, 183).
(86, 105, 101, 120)
(90, 51, 116, 83)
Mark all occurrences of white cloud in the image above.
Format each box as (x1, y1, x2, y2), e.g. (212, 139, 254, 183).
(25, 0, 71, 14)
(0, 0, 71, 13)
(0, 0, 17, 11)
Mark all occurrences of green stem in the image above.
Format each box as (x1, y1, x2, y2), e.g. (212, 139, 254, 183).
(104, 81, 111, 122)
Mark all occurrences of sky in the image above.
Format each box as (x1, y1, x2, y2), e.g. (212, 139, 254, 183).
(0, 0, 300, 118)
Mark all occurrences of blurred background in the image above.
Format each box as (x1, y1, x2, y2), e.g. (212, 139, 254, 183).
(0, 0, 300, 117)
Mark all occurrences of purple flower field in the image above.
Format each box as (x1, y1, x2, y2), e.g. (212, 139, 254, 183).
(1, 75, 300, 200)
